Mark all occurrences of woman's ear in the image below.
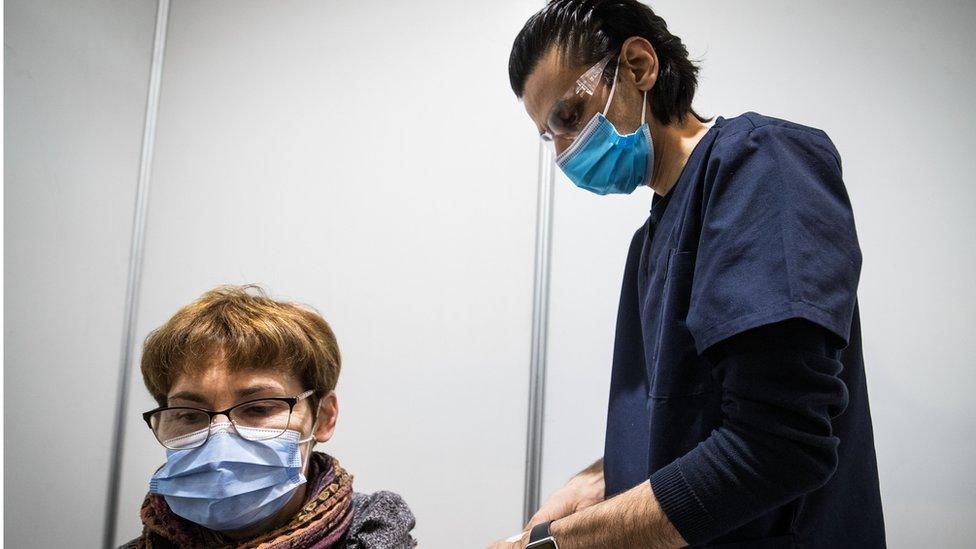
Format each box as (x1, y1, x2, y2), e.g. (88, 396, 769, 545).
(313, 391, 339, 443)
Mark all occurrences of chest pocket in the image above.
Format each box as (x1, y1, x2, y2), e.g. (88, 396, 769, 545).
(648, 250, 713, 398)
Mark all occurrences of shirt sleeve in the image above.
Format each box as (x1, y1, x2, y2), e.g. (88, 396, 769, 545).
(686, 122, 862, 354)
(648, 319, 850, 544)
(345, 491, 417, 549)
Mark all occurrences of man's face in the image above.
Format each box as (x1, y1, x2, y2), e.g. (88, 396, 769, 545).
(522, 47, 599, 157)
(521, 47, 645, 157)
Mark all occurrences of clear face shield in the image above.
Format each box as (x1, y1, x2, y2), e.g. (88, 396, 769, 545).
(540, 54, 614, 148)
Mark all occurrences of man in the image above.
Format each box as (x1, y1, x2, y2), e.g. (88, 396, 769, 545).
(490, 1, 885, 548)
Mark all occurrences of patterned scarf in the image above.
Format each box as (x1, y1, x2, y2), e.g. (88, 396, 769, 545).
(135, 452, 354, 549)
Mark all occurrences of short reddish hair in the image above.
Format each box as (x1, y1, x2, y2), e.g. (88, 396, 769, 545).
(141, 285, 341, 406)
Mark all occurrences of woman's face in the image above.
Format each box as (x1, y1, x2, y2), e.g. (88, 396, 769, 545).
(165, 357, 336, 460)
(164, 357, 339, 537)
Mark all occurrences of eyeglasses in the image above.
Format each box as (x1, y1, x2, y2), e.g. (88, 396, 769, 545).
(142, 390, 315, 450)
(540, 53, 615, 144)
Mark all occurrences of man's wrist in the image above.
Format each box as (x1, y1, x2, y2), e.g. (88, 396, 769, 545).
(526, 520, 559, 548)
(535, 481, 687, 549)
(549, 517, 567, 541)
(546, 517, 577, 549)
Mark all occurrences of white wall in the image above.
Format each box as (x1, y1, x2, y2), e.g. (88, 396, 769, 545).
(112, 1, 541, 547)
(3, 0, 157, 547)
(540, 2, 976, 548)
(6, 1, 974, 548)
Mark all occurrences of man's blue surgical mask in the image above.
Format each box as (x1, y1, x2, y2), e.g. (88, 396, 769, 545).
(149, 422, 313, 531)
(555, 56, 653, 195)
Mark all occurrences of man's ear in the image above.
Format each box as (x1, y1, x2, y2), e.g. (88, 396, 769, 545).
(313, 391, 339, 443)
(620, 36, 658, 93)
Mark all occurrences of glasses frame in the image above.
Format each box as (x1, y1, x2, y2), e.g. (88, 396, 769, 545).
(142, 389, 316, 449)
(540, 53, 615, 143)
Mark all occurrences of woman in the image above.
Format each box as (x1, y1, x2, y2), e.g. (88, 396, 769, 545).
(123, 285, 416, 548)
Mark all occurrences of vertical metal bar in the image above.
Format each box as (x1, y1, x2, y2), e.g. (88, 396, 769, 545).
(102, 0, 169, 547)
(523, 140, 556, 525)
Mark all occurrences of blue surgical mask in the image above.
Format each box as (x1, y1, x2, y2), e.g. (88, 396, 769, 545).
(149, 422, 313, 531)
(556, 57, 653, 195)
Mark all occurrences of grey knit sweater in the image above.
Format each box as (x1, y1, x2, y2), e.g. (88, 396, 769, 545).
(342, 491, 417, 548)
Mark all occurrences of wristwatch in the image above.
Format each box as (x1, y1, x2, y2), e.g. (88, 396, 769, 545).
(526, 521, 559, 549)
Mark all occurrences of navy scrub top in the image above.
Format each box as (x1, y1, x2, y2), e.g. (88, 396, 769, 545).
(604, 112, 885, 547)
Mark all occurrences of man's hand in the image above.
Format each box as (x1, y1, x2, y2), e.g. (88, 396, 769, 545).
(486, 460, 685, 549)
(524, 459, 605, 531)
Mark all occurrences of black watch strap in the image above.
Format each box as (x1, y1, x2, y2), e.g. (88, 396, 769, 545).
(528, 521, 553, 543)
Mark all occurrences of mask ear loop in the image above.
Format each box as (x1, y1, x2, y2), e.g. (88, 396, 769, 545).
(298, 403, 319, 444)
(297, 389, 325, 445)
(297, 394, 324, 470)
(601, 57, 621, 116)
(297, 423, 318, 471)
(640, 90, 648, 125)
(601, 55, 650, 126)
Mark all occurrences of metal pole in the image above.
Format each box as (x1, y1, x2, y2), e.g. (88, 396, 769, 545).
(523, 140, 556, 525)
(103, 0, 169, 546)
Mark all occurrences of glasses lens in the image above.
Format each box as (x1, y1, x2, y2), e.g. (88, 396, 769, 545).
(230, 399, 293, 441)
(546, 94, 589, 141)
(151, 408, 211, 449)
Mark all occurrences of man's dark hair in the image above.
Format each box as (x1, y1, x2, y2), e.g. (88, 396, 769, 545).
(509, 0, 708, 125)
